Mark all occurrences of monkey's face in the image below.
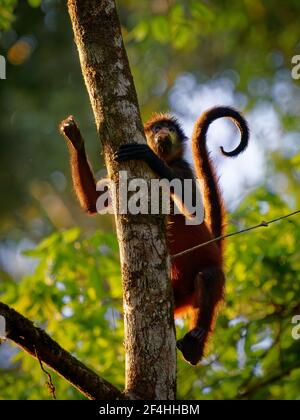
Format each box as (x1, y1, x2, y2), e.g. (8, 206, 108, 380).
(146, 122, 183, 163)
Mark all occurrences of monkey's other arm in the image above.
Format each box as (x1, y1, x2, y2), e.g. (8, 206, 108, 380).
(114, 143, 198, 217)
(59, 116, 101, 214)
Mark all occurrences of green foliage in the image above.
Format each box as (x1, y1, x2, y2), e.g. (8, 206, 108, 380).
(0, 229, 124, 400)
(0, 0, 41, 29)
(27, 0, 41, 7)
(1, 0, 299, 230)
(0, 0, 17, 30)
(0, 0, 300, 401)
(1, 188, 300, 399)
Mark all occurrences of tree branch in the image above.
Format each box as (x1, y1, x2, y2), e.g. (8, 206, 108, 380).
(0, 302, 123, 400)
(236, 361, 300, 399)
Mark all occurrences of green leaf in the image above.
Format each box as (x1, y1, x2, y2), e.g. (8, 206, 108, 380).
(191, 1, 214, 21)
(61, 227, 81, 244)
(130, 21, 149, 42)
(27, 0, 41, 7)
(151, 16, 170, 43)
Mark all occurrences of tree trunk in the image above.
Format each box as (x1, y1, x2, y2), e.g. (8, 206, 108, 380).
(67, 0, 176, 399)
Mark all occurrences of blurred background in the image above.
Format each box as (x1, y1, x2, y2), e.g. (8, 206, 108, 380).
(0, 0, 300, 400)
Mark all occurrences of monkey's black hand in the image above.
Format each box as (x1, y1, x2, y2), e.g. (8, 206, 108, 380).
(113, 144, 157, 165)
(177, 327, 206, 366)
(114, 144, 177, 182)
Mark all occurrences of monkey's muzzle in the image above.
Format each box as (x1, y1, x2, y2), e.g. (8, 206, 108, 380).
(154, 134, 172, 157)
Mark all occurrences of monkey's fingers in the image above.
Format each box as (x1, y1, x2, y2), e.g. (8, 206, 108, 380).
(114, 150, 147, 162)
(117, 144, 148, 151)
(59, 115, 84, 150)
(114, 145, 150, 162)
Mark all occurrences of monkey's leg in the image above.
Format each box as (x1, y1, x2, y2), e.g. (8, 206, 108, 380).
(59, 116, 101, 214)
(177, 267, 225, 365)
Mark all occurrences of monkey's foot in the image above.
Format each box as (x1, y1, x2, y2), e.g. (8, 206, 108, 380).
(176, 327, 206, 366)
(59, 115, 83, 150)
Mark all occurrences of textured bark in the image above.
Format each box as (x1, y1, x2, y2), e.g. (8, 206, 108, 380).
(0, 302, 122, 400)
(67, 0, 176, 399)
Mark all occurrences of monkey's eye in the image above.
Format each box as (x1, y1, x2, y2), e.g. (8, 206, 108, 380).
(169, 126, 175, 133)
(152, 125, 161, 134)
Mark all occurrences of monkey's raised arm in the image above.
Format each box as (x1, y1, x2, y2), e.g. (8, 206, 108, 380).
(59, 116, 106, 214)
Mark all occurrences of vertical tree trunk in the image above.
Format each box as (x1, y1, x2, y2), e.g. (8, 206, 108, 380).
(67, 0, 176, 399)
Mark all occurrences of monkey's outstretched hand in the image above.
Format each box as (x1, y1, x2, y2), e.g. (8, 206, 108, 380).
(59, 115, 84, 150)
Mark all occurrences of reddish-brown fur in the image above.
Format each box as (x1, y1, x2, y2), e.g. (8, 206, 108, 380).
(143, 112, 230, 364)
(60, 107, 249, 365)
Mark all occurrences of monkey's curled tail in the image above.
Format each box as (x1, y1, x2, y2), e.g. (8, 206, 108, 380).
(192, 106, 249, 242)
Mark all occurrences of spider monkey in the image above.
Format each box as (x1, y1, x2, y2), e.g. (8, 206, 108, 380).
(59, 106, 249, 365)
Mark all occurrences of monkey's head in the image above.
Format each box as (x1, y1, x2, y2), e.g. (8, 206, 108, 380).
(144, 113, 187, 163)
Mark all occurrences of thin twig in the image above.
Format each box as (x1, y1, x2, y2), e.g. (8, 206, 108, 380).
(172, 210, 300, 260)
(34, 346, 57, 400)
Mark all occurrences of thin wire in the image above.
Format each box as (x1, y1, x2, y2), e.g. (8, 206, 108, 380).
(171, 210, 300, 260)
